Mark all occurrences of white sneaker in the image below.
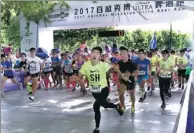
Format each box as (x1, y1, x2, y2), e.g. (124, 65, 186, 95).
(29, 96, 34, 101)
(19, 83, 23, 90)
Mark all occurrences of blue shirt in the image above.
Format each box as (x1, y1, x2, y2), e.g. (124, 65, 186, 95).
(110, 57, 120, 64)
(1, 61, 13, 77)
(134, 58, 150, 76)
(51, 57, 60, 63)
(131, 55, 138, 62)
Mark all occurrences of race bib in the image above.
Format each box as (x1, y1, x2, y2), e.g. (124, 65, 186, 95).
(90, 85, 102, 93)
(160, 73, 171, 78)
(139, 71, 146, 75)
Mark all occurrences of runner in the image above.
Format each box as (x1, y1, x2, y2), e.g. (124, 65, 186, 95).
(1, 54, 23, 96)
(70, 46, 127, 133)
(62, 52, 76, 91)
(19, 53, 27, 71)
(149, 49, 159, 91)
(157, 50, 173, 108)
(176, 49, 188, 90)
(169, 50, 177, 88)
(134, 49, 151, 102)
(118, 46, 138, 113)
(42, 55, 52, 89)
(51, 49, 62, 88)
(25, 48, 44, 101)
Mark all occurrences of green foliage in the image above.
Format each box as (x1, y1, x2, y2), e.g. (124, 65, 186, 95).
(1, 16, 20, 50)
(1, 1, 69, 36)
(54, 28, 191, 51)
(54, 27, 114, 51)
(1, 1, 69, 49)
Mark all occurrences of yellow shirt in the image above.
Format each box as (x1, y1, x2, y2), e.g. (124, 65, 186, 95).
(176, 56, 188, 65)
(169, 55, 177, 65)
(79, 61, 110, 89)
(151, 55, 161, 71)
(159, 58, 173, 75)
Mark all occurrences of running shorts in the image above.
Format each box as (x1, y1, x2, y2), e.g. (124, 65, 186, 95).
(178, 69, 186, 77)
(137, 75, 149, 84)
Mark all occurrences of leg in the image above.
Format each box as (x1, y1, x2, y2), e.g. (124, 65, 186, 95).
(164, 78, 171, 97)
(93, 100, 101, 129)
(118, 83, 127, 109)
(1, 76, 8, 93)
(138, 77, 147, 102)
(56, 71, 62, 87)
(159, 78, 166, 108)
(24, 75, 31, 85)
(178, 70, 181, 88)
(51, 71, 56, 86)
(32, 76, 39, 96)
(128, 89, 135, 108)
(11, 78, 23, 89)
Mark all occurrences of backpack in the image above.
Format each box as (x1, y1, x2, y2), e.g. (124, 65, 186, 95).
(36, 47, 48, 59)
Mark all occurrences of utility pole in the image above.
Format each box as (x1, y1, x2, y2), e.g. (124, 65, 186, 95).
(169, 23, 172, 50)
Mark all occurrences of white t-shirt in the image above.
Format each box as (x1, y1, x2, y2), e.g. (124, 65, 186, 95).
(27, 56, 42, 74)
(43, 58, 52, 72)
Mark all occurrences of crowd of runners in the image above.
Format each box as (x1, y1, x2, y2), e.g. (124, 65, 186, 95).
(0, 44, 193, 133)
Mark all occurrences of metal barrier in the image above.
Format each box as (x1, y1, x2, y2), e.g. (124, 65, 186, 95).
(173, 70, 194, 133)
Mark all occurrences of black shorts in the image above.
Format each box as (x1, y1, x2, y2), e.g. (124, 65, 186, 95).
(65, 73, 73, 77)
(53, 67, 61, 74)
(178, 69, 186, 77)
(73, 70, 79, 75)
(4, 74, 14, 79)
(92, 87, 109, 100)
(26, 72, 39, 78)
(43, 71, 51, 75)
(120, 79, 135, 90)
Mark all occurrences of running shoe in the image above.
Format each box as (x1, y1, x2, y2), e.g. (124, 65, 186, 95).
(116, 103, 124, 116)
(161, 103, 166, 108)
(72, 88, 76, 92)
(131, 107, 135, 114)
(167, 92, 171, 97)
(181, 85, 184, 90)
(139, 97, 144, 102)
(93, 128, 100, 133)
(29, 96, 34, 101)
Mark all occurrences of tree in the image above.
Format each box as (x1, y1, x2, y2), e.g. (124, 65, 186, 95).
(1, 1, 69, 49)
(54, 29, 191, 51)
(1, 16, 20, 49)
